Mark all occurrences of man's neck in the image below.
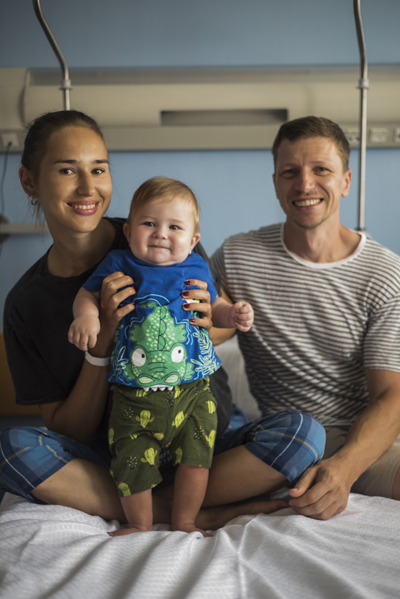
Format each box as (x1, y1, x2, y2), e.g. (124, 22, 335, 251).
(283, 220, 361, 264)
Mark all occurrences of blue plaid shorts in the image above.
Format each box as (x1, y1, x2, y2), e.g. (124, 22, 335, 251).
(215, 409, 325, 484)
(0, 409, 325, 501)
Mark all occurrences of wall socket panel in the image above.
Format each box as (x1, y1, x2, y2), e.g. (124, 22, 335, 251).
(394, 128, 400, 144)
(2, 124, 400, 152)
(342, 123, 400, 147)
(1, 133, 19, 150)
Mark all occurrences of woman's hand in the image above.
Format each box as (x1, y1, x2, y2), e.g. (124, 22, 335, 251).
(94, 271, 136, 356)
(182, 279, 212, 330)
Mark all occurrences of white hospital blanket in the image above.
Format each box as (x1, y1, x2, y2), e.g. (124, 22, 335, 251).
(0, 493, 399, 599)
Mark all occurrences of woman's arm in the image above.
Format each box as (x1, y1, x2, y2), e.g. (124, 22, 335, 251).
(40, 272, 136, 445)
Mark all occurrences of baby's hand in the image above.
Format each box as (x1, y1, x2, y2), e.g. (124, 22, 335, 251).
(68, 315, 101, 351)
(228, 302, 254, 332)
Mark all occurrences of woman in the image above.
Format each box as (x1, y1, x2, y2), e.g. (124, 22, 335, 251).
(0, 110, 325, 529)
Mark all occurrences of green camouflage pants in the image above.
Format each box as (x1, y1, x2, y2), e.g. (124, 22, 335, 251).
(108, 377, 217, 496)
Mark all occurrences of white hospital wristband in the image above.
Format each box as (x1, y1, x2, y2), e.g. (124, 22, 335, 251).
(84, 351, 111, 367)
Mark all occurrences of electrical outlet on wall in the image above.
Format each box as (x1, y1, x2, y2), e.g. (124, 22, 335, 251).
(393, 128, 400, 144)
(1, 133, 19, 150)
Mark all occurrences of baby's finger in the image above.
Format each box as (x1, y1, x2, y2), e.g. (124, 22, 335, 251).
(235, 323, 251, 332)
(77, 334, 89, 352)
(68, 328, 75, 344)
(236, 302, 253, 314)
(235, 311, 252, 322)
(70, 329, 81, 349)
(88, 333, 97, 349)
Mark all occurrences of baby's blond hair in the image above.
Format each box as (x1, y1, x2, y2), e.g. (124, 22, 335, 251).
(128, 177, 200, 232)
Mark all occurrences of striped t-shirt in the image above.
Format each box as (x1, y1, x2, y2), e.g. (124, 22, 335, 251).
(211, 223, 400, 427)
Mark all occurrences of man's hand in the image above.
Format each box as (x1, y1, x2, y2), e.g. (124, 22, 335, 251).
(287, 457, 353, 520)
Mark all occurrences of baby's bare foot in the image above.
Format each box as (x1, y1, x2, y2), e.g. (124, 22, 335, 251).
(173, 523, 213, 537)
(108, 525, 151, 537)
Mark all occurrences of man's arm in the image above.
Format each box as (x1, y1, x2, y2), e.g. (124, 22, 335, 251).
(288, 369, 400, 520)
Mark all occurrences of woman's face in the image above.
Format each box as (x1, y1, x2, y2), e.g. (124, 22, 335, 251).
(25, 126, 112, 237)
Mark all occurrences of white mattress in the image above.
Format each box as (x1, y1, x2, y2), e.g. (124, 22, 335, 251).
(0, 492, 399, 599)
(2, 337, 399, 598)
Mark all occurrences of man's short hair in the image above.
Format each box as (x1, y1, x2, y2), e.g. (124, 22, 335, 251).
(272, 116, 350, 172)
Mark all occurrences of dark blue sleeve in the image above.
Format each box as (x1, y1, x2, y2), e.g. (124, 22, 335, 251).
(191, 254, 218, 303)
(194, 242, 221, 295)
(203, 265, 218, 303)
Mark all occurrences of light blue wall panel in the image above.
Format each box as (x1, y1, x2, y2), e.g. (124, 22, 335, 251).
(1, 0, 400, 68)
(1, 0, 400, 329)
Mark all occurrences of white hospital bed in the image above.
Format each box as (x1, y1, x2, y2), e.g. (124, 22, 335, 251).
(1, 337, 399, 599)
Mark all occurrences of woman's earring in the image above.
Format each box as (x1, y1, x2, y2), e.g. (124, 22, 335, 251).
(30, 196, 38, 206)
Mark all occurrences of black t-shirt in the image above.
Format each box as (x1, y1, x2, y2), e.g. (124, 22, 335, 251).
(4, 218, 234, 438)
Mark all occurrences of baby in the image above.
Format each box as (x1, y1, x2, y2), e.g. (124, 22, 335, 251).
(69, 177, 254, 536)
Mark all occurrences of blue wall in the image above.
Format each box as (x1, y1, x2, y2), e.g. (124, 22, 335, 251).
(1, 0, 400, 328)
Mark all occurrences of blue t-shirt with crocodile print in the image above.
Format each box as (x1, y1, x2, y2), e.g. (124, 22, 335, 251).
(83, 249, 221, 388)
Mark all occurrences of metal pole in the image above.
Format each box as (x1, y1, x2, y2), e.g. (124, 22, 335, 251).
(32, 0, 72, 110)
(353, 0, 369, 232)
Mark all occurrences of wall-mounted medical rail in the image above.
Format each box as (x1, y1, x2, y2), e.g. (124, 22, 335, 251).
(353, 0, 368, 233)
(32, 0, 71, 110)
(0, 215, 49, 241)
(0, 2, 378, 239)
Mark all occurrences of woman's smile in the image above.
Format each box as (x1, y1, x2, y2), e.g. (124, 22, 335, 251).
(67, 201, 101, 215)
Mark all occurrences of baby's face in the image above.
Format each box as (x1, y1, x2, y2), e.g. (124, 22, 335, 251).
(124, 196, 200, 266)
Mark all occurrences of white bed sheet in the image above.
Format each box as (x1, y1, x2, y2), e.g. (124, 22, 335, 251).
(0, 492, 399, 599)
(2, 337, 399, 598)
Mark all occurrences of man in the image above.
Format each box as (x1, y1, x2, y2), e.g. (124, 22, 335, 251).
(211, 116, 400, 520)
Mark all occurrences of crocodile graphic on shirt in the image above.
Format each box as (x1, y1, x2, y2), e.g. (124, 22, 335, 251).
(123, 302, 195, 387)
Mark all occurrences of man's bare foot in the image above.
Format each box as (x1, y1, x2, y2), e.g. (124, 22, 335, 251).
(196, 498, 289, 531)
(108, 524, 152, 537)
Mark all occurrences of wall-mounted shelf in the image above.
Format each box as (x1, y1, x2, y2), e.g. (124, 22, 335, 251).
(0, 223, 49, 234)
(0, 221, 49, 243)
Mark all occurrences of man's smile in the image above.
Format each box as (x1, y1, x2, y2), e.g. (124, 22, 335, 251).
(293, 198, 322, 207)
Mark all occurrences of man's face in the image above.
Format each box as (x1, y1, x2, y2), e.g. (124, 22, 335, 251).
(273, 136, 351, 231)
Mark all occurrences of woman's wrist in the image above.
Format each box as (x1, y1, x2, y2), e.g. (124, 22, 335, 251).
(92, 322, 117, 357)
